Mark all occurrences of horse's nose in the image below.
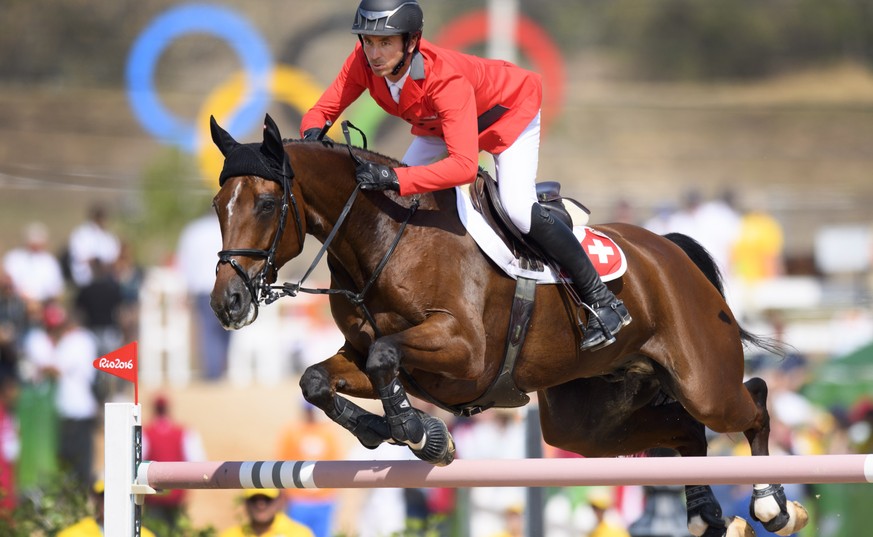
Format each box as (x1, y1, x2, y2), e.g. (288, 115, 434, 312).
(211, 285, 245, 326)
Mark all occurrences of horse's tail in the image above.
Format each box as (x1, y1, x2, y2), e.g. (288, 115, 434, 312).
(663, 232, 786, 356)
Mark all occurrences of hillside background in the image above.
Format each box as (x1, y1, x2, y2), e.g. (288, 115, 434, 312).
(2, 0, 873, 266)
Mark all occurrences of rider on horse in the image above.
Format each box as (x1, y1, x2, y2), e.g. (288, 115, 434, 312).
(299, 0, 631, 351)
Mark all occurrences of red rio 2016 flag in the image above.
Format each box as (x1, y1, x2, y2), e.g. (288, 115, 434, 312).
(93, 340, 139, 404)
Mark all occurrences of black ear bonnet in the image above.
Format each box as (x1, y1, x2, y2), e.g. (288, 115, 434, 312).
(217, 143, 286, 186)
(210, 114, 289, 186)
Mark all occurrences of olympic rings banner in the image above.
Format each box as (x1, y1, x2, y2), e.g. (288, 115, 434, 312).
(125, 4, 565, 184)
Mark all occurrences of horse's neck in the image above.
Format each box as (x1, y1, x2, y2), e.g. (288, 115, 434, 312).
(293, 143, 394, 255)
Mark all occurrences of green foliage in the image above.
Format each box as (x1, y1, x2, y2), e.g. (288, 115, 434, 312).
(122, 148, 214, 263)
(142, 511, 218, 537)
(0, 475, 217, 537)
(0, 475, 90, 536)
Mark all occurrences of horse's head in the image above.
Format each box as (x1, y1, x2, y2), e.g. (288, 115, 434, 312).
(209, 114, 306, 329)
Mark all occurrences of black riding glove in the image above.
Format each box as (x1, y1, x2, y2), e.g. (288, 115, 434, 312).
(302, 128, 323, 141)
(355, 161, 400, 192)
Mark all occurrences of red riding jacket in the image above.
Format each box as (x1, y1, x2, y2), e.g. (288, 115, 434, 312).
(300, 38, 542, 196)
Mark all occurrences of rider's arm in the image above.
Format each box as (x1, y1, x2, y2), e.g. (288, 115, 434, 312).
(300, 46, 368, 136)
(393, 73, 480, 195)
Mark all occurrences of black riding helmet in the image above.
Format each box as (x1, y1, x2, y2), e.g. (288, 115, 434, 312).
(352, 0, 423, 36)
(352, 0, 423, 76)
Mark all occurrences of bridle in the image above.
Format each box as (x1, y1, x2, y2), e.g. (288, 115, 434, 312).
(215, 123, 419, 337)
(215, 150, 304, 310)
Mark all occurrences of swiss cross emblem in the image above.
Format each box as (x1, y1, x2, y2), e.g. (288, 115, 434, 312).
(578, 228, 626, 280)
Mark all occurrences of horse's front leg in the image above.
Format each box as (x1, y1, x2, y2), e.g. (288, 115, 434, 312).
(299, 346, 391, 450)
(365, 336, 457, 466)
(366, 312, 482, 466)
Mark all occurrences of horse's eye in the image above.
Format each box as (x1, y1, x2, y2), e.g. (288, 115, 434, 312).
(260, 199, 276, 213)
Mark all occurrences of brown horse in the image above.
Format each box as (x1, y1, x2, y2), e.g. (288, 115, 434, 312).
(208, 115, 807, 537)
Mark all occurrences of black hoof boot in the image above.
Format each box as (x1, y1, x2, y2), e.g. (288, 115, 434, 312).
(580, 299, 632, 351)
(379, 378, 425, 445)
(352, 414, 392, 449)
(411, 412, 456, 467)
(331, 397, 391, 449)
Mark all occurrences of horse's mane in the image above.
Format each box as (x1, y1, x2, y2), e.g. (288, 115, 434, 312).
(282, 138, 406, 168)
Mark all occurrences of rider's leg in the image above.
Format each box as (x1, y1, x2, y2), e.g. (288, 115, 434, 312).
(526, 204, 631, 350)
(495, 112, 630, 351)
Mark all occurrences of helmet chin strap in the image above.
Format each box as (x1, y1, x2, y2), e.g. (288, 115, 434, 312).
(391, 35, 411, 76)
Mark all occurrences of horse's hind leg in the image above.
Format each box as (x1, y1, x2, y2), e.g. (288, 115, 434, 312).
(540, 380, 730, 536)
(742, 377, 809, 536)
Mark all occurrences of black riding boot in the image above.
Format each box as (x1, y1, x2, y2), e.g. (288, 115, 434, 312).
(526, 203, 631, 351)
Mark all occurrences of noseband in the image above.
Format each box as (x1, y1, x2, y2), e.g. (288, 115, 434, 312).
(215, 152, 304, 309)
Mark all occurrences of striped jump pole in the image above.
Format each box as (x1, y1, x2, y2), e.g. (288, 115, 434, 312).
(139, 453, 873, 491)
(106, 403, 873, 537)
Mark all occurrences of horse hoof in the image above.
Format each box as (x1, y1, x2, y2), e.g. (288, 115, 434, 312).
(725, 516, 756, 537)
(691, 517, 731, 537)
(774, 501, 808, 536)
(411, 415, 455, 466)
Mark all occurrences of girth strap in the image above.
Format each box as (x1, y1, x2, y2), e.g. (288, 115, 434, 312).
(402, 275, 535, 417)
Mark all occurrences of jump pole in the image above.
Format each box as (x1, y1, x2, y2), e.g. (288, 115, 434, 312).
(106, 403, 873, 536)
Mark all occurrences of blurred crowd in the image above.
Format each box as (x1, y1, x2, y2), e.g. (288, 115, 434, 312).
(0, 190, 872, 536)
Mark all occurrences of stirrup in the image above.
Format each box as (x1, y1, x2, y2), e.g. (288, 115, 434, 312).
(579, 300, 630, 352)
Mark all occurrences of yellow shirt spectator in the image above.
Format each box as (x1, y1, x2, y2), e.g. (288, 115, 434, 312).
(220, 489, 315, 537)
(58, 517, 156, 537)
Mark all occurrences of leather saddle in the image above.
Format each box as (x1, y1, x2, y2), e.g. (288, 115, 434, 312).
(469, 169, 590, 271)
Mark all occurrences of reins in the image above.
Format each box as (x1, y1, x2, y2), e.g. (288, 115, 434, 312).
(227, 121, 420, 339)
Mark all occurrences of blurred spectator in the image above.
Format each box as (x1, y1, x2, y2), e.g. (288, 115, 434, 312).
(343, 441, 418, 537)
(219, 489, 314, 537)
(0, 269, 28, 370)
(587, 488, 631, 537)
(67, 203, 120, 288)
(276, 401, 344, 537)
(74, 259, 122, 358)
(454, 409, 526, 537)
(176, 211, 229, 380)
(642, 202, 675, 236)
(848, 397, 873, 453)
(609, 198, 637, 225)
(488, 503, 524, 537)
(0, 267, 29, 355)
(0, 364, 20, 516)
(32, 301, 98, 488)
(142, 393, 206, 529)
(666, 189, 741, 276)
(731, 207, 785, 283)
(114, 241, 144, 343)
(2, 222, 65, 305)
(58, 479, 157, 537)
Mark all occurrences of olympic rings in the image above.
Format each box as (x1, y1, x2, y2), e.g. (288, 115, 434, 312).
(125, 4, 272, 152)
(126, 4, 566, 160)
(196, 65, 325, 186)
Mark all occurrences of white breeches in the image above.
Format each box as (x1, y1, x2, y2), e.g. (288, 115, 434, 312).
(401, 111, 542, 234)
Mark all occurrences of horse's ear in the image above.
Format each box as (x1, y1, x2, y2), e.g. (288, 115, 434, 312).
(261, 113, 286, 164)
(210, 115, 240, 157)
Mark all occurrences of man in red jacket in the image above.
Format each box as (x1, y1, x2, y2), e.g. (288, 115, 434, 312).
(300, 0, 630, 351)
